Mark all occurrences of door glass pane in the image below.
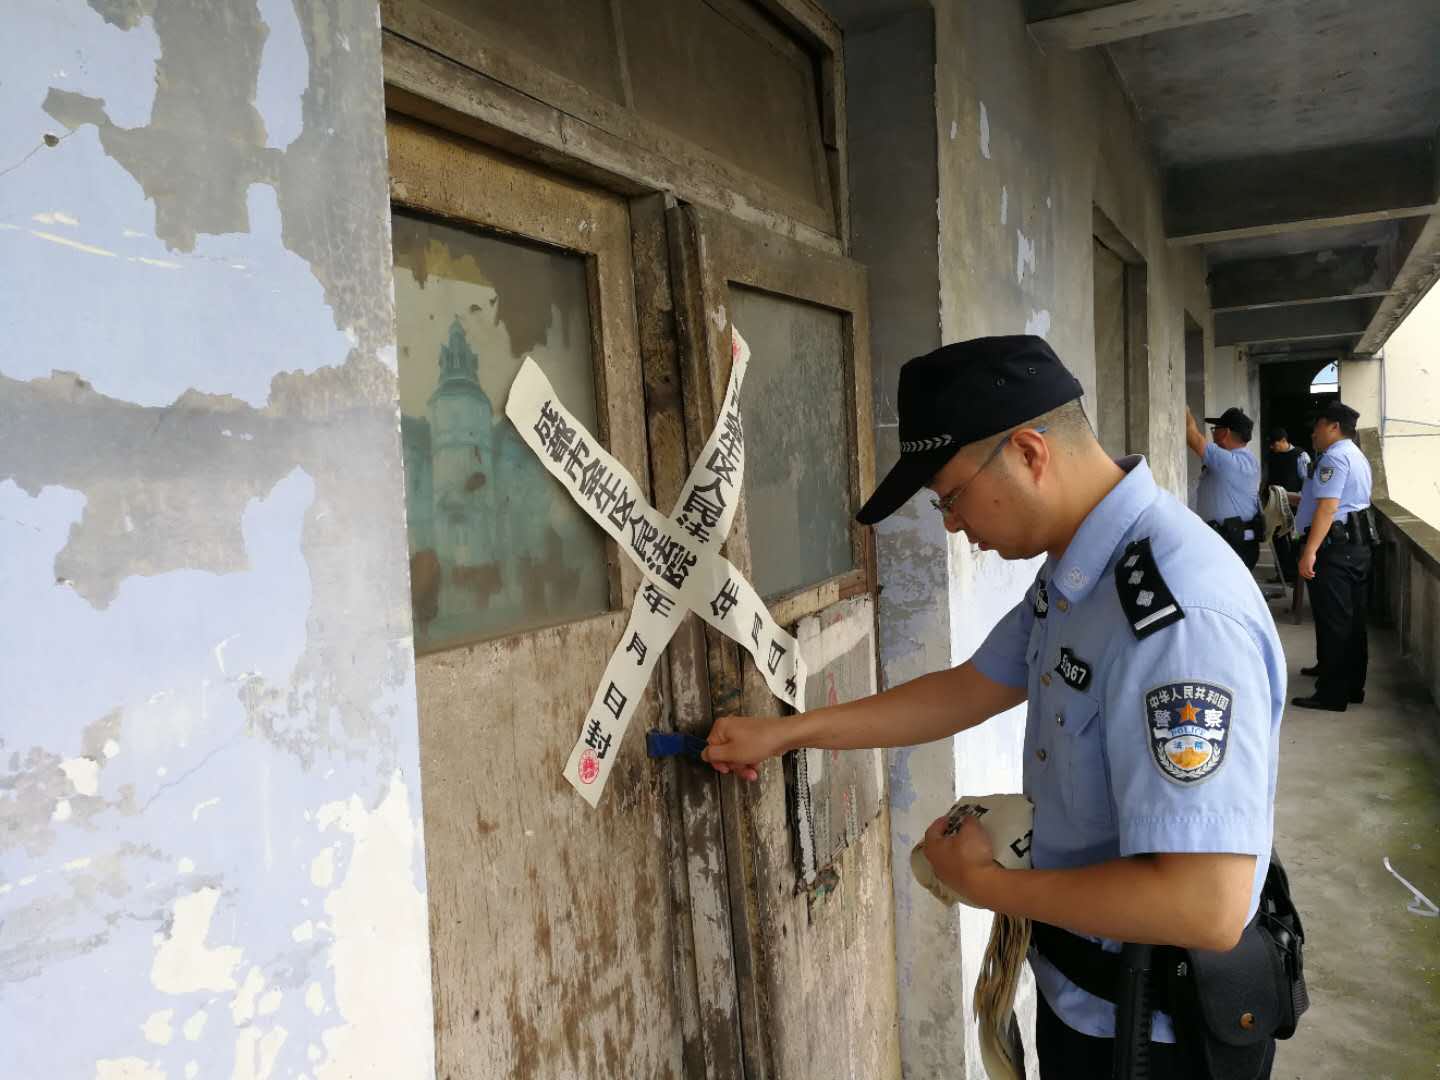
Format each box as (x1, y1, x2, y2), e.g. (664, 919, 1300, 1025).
(392, 211, 609, 651)
(731, 285, 855, 597)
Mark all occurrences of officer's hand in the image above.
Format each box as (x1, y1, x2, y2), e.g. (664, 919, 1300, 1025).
(1299, 550, 1317, 580)
(702, 715, 786, 782)
(923, 812, 997, 904)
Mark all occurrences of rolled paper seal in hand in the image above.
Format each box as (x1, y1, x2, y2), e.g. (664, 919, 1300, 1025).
(910, 793, 1034, 905)
(912, 794, 1034, 1080)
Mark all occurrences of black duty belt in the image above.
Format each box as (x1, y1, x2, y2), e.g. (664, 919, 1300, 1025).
(1031, 921, 1181, 1016)
(1301, 515, 1372, 547)
(1206, 515, 1262, 542)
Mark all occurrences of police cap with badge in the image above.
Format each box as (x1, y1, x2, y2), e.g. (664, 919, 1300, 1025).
(857, 336, 1084, 524)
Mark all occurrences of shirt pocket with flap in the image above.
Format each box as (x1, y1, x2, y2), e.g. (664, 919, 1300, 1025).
(1052, 687, 1115, 828)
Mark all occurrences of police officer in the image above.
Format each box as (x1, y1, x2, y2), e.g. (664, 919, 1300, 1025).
(1185, 405, 1263, 569)
(1291, 401, 1374, 712)
(702, 337, 1284, 1079)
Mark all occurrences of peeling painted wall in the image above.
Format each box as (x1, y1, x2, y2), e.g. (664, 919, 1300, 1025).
(0, 3, 435, 1078)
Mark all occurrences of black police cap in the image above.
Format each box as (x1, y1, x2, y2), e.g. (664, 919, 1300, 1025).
(1203, 406, 1254, 442)
(856, 336, 1083, 525)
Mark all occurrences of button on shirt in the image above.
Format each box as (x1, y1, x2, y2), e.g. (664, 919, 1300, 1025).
(1196, 443, 1261, 524)
(972, 456, 1285, 1040)
(1294, 437, 1373, 533)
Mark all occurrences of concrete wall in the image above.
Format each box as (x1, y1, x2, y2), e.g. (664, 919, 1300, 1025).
(1207, 344, 1261, 456)
(1374, 283, 1440, 529)
(0, 4, 435, 1078)
(843, 9, 966, 1077)
(934, 0, 1211, 501)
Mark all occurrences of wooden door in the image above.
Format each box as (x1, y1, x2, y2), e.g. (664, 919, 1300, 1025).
(387, 118, 687, 1080)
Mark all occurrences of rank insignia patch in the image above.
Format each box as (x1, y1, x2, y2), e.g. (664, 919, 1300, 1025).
(1318, 466, 1334, 484)
(1033, 578, 1049, 619)
(1145, 681, 1233, 784)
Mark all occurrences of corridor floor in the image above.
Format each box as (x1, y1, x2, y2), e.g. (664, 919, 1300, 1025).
(1270, 607, 1440, 1078)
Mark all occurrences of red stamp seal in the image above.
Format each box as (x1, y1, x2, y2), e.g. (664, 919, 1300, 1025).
(578, 749, 601, 785)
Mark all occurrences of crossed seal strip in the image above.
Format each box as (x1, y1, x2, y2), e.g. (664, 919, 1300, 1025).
(506, 329, 807, 806)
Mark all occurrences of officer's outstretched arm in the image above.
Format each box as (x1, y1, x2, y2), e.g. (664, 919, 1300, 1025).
(703, 661, 1025, 780)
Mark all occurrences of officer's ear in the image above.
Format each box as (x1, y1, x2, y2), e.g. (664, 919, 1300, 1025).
(1011, 427, 1051, 480)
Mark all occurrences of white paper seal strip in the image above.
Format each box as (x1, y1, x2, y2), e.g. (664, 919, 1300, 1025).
(504, 330, 807, 805)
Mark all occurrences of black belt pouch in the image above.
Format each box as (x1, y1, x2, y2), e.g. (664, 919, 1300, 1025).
(1164, 855, 1308, 1080)
(1165, 921, 1278, 1079)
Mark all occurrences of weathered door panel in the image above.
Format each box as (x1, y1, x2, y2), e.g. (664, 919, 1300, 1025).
(387, 118, 685, 1080)
(664, 204, 900, 1079)
(631, 193, 748, 1080)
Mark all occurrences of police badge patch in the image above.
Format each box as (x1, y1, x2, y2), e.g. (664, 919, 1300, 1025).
(1318, 466, 1334, 484)
(1144, 681, 1233, 784)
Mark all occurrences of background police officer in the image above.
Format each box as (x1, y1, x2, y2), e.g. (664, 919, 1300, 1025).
(1291, 401, 1374, 712)
(702, 337, 1284, 1078)
(1185, 405, 1263, 569)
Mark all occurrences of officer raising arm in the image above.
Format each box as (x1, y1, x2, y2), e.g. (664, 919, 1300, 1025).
(1185, 405, 1264, 569)
(703, 338, 1286, 1078)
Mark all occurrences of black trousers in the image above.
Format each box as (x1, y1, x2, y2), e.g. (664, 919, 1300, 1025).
(1306, 541, 1371, 704)
(1231, 536, 1261, 571)
(1036, 992, 1275, 1079)
(1212, 523, 1261, 571)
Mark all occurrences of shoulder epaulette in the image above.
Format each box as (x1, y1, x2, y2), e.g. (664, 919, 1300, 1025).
(1114, 537, 1184, 639)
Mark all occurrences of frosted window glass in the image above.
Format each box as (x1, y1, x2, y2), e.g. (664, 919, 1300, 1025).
(392, 211, 609, 650)
(731, 285, 855, 598)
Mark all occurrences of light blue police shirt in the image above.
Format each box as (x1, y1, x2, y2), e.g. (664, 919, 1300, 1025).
(1196, 442, 1261, 524)
(972, 456, 1285, 1041)
(1294, 437, 1373, 533)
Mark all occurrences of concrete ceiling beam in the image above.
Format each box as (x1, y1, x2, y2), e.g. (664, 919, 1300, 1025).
(1214, 297, 1383, 347)
(1354, 212, 1440, 356)
(1166, 139, 1437, 246)
(1025, 0, 1261, 49)
(1209, 246, 1394, 312)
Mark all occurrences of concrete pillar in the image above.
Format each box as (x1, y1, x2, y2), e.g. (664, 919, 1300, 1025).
(843, 7, 973, 1076)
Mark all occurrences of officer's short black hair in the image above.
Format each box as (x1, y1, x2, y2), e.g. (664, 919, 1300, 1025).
(1313, 400, 1360, 439)
(1268, 427, 1288, 444)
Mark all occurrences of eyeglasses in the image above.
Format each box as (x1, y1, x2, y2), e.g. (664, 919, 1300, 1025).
(930, 426, 1047, 516)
